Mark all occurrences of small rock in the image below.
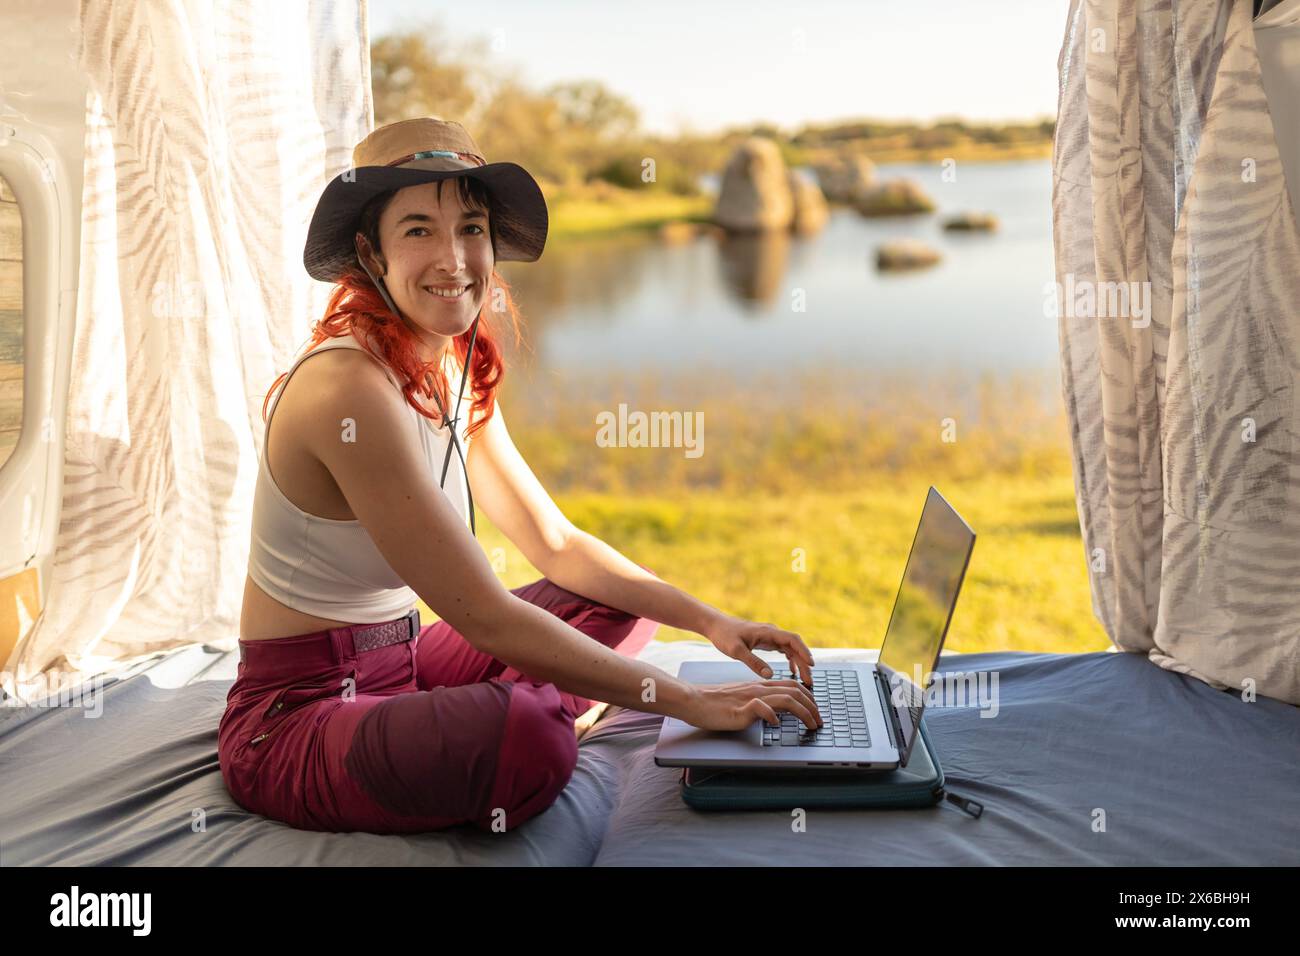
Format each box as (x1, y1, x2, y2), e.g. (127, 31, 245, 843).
(942, 211, 999, 231)
(875, 239, 942, 271)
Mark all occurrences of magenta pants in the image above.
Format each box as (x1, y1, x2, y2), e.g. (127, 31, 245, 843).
(218, 573, 660, 834)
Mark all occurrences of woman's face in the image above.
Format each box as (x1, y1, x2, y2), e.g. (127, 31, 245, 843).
(365, 180, 493, 343)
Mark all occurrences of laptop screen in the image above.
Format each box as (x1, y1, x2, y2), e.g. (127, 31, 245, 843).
(876, 487, 975, 765)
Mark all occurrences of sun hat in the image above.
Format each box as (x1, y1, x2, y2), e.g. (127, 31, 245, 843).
(302, 117, 549, 283)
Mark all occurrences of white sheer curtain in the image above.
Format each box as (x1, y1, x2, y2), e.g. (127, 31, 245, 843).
(2, 0, 373, 697)
(1053, 0, 1300, 704)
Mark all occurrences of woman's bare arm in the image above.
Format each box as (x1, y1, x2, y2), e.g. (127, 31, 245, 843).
(299, 350, 700, 718)
(466, 400, 730, 635)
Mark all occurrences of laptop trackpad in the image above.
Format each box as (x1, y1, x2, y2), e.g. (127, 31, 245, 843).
(653, 662, 773, 760)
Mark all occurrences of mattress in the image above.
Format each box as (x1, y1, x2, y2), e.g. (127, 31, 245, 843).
(1, 640, 1296, 866)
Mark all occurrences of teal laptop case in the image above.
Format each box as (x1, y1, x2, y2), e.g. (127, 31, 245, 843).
(679, 717, 982, 816)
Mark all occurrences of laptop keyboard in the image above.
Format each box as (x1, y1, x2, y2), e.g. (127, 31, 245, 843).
(760, 668, 872, 748)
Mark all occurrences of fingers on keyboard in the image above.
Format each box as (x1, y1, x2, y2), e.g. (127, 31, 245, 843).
(760, 668, 871, 748)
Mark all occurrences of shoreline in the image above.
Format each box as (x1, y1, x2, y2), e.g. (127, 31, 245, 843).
(547, 146, 1051, 240)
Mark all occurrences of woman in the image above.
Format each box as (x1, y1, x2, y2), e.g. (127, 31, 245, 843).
(218, 117, 822, 834)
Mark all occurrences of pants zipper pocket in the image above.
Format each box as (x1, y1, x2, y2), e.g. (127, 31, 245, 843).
(248, 668, 357, 746)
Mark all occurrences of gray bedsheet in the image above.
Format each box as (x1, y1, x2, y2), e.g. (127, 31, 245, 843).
(0, 638, 639, 865)
(590, 647, 1300, 866)
(0, 641, 1296, 866)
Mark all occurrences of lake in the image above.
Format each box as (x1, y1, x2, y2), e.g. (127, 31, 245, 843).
(496, 158, 1060, 407)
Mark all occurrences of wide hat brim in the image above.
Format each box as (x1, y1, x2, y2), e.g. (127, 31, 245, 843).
(303, 162, 548, 283)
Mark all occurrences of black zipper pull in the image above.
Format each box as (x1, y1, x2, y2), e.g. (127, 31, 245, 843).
(941, 788, 983, 818)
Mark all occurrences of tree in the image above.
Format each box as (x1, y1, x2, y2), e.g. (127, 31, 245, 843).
(370, 21, 487, 128)
(544, 80, 639, 142)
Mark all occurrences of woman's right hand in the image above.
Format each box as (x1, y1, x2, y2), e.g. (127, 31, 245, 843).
(679, 679, 823, 732)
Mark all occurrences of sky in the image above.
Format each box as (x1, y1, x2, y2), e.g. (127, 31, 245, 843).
(368, 0, 1072, 136)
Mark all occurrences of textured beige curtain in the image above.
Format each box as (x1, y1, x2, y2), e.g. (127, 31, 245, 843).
(1053, 0, 1300, 703)
(2, 0, 373, 697)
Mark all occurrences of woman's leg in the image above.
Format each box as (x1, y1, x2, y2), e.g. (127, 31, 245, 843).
(335, 677, 581, 832)
(224, 648, 599, 834)
(414, 565, 662, 718)
(292, 566, 662, 833)
(342, 565, 666, 832)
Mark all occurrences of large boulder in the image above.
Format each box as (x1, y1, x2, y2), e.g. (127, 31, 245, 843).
(811, 153, 879, 203)
(712, 138, 794, 232)
(788, 170, 829, 235)
(855, 178, 935, 216)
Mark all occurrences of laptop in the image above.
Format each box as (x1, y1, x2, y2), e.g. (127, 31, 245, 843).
(654, 486, 975, 771)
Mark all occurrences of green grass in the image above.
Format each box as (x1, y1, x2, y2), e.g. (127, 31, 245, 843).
(548, 188, 713, 239)
(418, 366, 1109, 656)
(446, 473, 1105, 656)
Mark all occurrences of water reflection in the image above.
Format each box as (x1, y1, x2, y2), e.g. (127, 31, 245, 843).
(717, 231, 791, 306)
(495, 159, 1057, 379)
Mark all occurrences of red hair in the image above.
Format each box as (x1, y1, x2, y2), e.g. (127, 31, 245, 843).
(262, 269, 526, 440)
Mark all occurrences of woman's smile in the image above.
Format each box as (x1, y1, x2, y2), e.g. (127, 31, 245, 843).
(423, 283, 472, 300)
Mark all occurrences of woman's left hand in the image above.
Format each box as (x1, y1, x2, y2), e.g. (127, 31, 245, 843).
(705, 613, 817, 685)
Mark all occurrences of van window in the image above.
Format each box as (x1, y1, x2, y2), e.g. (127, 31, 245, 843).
(0, 172, 20, 470)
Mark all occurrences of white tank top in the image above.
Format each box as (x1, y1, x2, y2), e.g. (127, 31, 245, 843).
(247, 331, 473, 622)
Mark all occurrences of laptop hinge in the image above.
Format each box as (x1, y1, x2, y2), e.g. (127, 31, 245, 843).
(874, 669, 907, 761)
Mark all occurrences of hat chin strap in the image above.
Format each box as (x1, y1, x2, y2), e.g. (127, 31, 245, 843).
(355, 252, 481, 537)
(356, 256, 404, 320)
